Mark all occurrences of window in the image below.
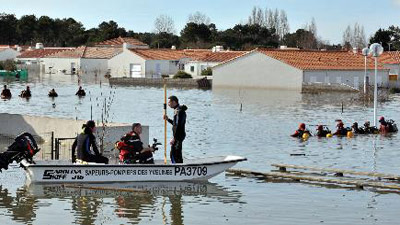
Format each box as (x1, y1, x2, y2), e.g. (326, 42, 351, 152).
(190, 66, 194, 72)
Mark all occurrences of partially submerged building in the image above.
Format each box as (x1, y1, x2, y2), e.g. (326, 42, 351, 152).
(212, 49, 389, 91)
(380, 51, 400, 87)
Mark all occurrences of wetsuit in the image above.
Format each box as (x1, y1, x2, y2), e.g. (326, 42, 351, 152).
(117, 131, 153, 164)
(333, 127, 348, 136)
(167, 104, 187, 163)
(1, 89, 11, 98)
(291, 129, 310, 138)
(76, 90, 86, 96)
(71, 127, 108, 164)
(316, 130, 330, 137)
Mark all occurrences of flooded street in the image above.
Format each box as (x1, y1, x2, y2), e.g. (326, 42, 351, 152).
(0, 73, 400, 224)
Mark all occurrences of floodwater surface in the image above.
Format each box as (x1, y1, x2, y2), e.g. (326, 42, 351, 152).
(0, 73, 399, 225)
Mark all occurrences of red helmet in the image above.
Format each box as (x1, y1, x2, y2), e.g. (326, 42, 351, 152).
(337, 121, 344, 127)
(317, 125, 323, 130)
(299, 123, 306, 129)
(379, 116, 385, 122)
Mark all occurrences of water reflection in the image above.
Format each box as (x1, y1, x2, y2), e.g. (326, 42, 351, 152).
(0, 181, 243, 225)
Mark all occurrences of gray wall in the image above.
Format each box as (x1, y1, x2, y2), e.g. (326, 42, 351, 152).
(213, 51, 303, 90)
(81, 58, 108, 74)
(108, 49, 146, 77)
(304, 70, 390, 89)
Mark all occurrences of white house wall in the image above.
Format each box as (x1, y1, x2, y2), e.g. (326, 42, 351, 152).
(213, 52, 303, 90)
(42, 58, 80, 74)
(108, 49, 145, 78)
(304, 70, 389, 89)
(185, 61, 218, 77)
(0, 49, 20, 61)
(145, 60, 176, 78)
(81, 58, 108, 74)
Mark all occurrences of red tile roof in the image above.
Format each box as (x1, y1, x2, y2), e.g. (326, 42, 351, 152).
(197, 51, 248, 62)
(129, 49, 211, 60)
(17, 48, 72, 59)
(380, 51, 400, 64)
(257, 49, 386, 70)
(83, 47, 122, 59)
(95, 36, 148, 47)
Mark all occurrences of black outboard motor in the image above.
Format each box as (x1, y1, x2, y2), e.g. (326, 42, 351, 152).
(0, 133, 39, 172)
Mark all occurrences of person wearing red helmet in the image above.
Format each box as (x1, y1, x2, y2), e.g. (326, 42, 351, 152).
(291, 123, 311, 138)
(333, 120, 349, 136)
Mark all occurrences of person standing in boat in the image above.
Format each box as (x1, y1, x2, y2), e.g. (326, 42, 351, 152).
(1, 85, 11, 99)
(116, 123, 155, 164)
(163, 95, 187, 163)
(71, 120, 109, 164)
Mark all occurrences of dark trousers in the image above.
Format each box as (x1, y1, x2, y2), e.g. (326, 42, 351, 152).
(84, 154, 109, 164)
(170, 140, 183, 163)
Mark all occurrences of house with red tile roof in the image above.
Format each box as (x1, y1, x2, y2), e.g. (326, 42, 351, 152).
(16, 47, 73, 65)
(184, 50, 248, 78)
(42, 46, 122, 74)
(212, 49, 389, 91)
(95, 37, 149, 49)
(108, 47, 210, 78)
(379, 51, 400, 85)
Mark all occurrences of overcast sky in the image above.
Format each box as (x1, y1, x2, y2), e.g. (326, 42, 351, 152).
(1, 0, 399, 44)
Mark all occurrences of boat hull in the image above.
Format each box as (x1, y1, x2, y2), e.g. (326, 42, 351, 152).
(23, 156, 246, 183)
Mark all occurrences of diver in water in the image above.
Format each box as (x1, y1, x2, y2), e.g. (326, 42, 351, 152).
(351, 122, 365, 134)
(19, 86, 31, 98)
(48, 88, 58, 97)
(316, 125, 331, 137)
(1, 85, 11, 99)
(379, 117, 398, 134)
(291, 123, 311, 138)
(333, 121, 349, 136)
(75, 86, 86, 97)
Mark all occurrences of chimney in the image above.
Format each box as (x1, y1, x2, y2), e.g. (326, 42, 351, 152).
(35, 43, 44, 49)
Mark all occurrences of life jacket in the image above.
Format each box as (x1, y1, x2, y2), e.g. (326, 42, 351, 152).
(116, 132, 143, 162)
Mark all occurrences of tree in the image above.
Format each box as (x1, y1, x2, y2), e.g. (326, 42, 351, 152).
(36, 16, 55, 45)
(248, 6, 264, 26)
(342, 23, 367, 50)
(278, 10, 289, 41)
(283, 29, 317, 49)
(370, 26, 400, 51)
(188, 11, 210, 25)
(180, 22, 212, 48)
(17, 15, 37, 45)
(154, 15, 175, 34)
(0, 13, 18, 45)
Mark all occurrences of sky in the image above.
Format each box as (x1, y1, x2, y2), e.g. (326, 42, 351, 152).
(0, 0, 399, 44)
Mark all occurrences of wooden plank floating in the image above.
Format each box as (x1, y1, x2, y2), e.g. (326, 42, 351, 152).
(271, 163, 400, 180)
(226, 168, 400, 191)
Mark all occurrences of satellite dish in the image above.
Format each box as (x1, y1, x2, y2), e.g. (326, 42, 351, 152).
(369, 43, 383, 57)
(361, 47, 370, 56)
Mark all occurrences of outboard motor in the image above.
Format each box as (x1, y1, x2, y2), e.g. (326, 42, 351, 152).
(0, 133, 39, 172)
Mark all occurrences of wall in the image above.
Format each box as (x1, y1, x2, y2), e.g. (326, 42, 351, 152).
(185, 61, 218, 78)
(213, 51, 303, 90)
(80, 58, 108, 74)
(145, 60, 173, 78)
(0, 113, 149, 152)
(109, 77, 212, 89)
(0, 48, 20, 61)
(108, 49, 146, 78)
(304, 70, 390, 89)
(42, 57, 81, 74)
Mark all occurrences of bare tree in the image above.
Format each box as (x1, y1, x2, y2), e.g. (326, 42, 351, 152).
(308, 17, 317, 36)
(188, 11, 210, 25)
(342, 23, 366, 49)
(279, 9, 289, 40)
(248, 6, 264, 26)
(154, 15, 175, 34)
(265, 8, 274, 29)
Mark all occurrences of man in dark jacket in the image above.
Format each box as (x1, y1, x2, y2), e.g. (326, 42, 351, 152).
(163, 96, 187, 163)
(71, 120, 109, 164)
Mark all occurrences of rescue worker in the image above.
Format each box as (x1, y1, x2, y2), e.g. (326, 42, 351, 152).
(316, 125, 330, 137)
(351, 122, 365, 134)
(1, 85, 11, 99)
(71, 120, 109, 164)
(19, 86, 31, 98)
(333, 121, 348, 136)
(378, 117, 398, 133)
(75, 86, 86, 97)
(291, 123, 311, 138)
(163, 95, 187, 163)
(48, 88, 58, 97)
(116, 123, 155, 164)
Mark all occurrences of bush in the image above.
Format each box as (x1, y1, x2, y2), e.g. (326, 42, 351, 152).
(161, 74, 169, 78)
(389, 87, 400, 94)
(173, 71, 192, 79)
(201, 67, 212, 76)
(0, 60, 16, 71)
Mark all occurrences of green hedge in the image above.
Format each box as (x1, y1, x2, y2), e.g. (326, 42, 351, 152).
(173, 71, 192, 79)
(201, 67, 212, 76)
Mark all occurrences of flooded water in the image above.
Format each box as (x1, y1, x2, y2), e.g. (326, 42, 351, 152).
(0, 73, 400, 224)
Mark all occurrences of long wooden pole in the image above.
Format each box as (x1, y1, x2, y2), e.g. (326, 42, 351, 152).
(163, 79, 167, 164)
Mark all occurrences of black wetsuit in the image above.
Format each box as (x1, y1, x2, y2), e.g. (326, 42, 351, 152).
(316, 130, 330, 137)
(76, 90, 86, 96)
(167, 104, 187, 163)
(1, 89, 11, 98)
(71, 127, 108, 164)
